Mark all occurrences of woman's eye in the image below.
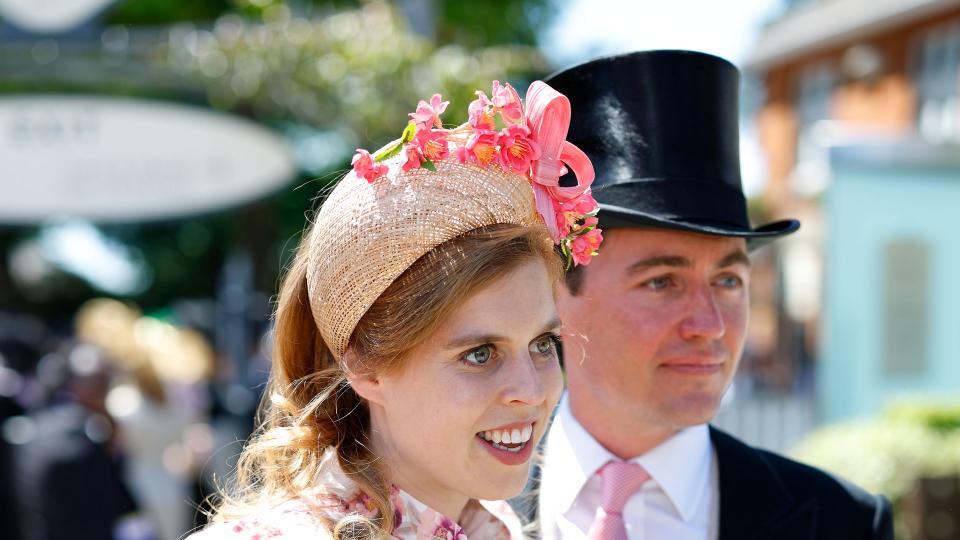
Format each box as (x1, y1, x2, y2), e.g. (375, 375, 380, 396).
(462, 345, 494, 366)
(530, 335, 558, 357)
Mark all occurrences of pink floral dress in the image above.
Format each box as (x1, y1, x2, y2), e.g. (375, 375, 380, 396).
(187, 457, 524, 540)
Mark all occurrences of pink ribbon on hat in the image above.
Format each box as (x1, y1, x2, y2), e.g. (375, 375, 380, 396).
(525, 81, 596, 242)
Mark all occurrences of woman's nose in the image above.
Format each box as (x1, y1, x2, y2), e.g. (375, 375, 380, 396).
(501, 352, 548, 406)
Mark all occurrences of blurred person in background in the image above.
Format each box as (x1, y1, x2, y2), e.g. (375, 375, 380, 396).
(189, 79, 600, 539)
(9, 340, 149, 540)
(0, 336, 43, 540)
(536, 50, 892, 540)
(76, 298, 214, 540)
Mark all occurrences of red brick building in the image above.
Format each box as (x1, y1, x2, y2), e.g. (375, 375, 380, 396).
(748, 0, 960, 211)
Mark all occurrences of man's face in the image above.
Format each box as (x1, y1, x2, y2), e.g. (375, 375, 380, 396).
(559, 228, 750, 432)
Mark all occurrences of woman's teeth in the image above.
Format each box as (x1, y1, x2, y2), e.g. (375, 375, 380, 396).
(479, 424, 533, 452)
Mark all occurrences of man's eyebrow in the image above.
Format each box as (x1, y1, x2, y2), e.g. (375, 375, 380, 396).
(625, 255, 691, 275)
(624, 251, 751, 275)
(717, 250, 751, 268)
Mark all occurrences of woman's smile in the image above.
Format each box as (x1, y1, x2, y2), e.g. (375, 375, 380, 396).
(475, 421, 537, 464)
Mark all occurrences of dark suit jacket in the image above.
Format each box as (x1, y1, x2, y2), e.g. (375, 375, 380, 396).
(709, 426, 892, 540)
(516, 426, 893, 539)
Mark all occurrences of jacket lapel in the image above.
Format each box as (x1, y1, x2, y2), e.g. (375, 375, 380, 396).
(710, 427, 818, 540)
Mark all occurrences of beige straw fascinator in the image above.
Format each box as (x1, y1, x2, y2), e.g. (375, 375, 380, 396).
(305, 80, 603, 359)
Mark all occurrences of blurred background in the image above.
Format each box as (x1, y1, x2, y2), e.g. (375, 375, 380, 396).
(1, 0, 958, 539)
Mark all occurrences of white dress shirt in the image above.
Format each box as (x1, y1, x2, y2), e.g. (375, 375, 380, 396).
(538, 394, 719, 540)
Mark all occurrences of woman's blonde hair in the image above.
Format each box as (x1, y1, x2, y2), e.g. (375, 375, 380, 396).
(210, 222, 562, 538)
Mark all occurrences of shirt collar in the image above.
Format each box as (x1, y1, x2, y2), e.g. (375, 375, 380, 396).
(543, 393, 614, 515)
(634, 422, 712, 522)
(543, 393, 713, 523)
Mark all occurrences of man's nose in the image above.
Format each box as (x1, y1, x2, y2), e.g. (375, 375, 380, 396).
(678, 284, 726, 341)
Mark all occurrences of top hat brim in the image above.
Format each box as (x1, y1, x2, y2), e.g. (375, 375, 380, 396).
(597, 203, 800, 251)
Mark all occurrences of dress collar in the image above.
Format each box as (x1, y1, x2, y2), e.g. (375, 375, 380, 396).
(315, 453, 523, 539)
(544, 393, 713, 522)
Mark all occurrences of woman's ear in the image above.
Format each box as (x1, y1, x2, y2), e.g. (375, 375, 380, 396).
(343, 349, 384, 406)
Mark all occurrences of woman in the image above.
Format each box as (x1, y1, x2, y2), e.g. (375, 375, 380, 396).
(191, 79, 601, 539)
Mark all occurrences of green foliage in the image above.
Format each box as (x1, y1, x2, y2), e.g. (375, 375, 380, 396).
(106, 0, 233, 24)
(435, 0, 551, 48)
(161, 2, 546, 148)
(0, 0, 552, 318)
(791, 399, 960, 502)
(886, 401, 960, 433)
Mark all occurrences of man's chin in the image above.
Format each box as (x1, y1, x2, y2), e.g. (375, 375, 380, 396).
(662, 395, 724, 427)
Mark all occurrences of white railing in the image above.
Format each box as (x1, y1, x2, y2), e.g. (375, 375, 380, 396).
(712, 382, 818, 454)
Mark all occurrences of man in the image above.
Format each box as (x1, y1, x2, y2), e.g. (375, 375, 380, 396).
(536, 50, 892, 540)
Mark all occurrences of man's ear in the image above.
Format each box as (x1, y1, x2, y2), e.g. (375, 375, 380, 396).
(343, 349, 385, 406)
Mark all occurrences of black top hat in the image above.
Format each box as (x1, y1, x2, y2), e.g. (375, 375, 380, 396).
(544, 50, 799, 249)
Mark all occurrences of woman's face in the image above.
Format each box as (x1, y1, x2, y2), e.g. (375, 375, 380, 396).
(360, 259, 563, 518)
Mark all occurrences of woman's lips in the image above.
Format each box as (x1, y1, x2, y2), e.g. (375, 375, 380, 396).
(475, 421, 536, 466)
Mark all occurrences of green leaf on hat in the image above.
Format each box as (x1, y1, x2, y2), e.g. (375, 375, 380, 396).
(400, 121, 417, 144)
(373, 141, 403, 161)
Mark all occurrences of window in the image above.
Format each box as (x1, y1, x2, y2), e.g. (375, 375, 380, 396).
(882, 239, 930, 376)
(913, 21, 960, 142)
(795, 62, 838, 130)
(791, 62, 837, 194)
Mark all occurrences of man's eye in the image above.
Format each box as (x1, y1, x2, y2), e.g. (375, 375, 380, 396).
(642, 276, 672, 290)
(462, 345, 494, 366)
(716, 275, 743, 288)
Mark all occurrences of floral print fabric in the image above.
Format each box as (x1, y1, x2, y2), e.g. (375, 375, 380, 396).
(188, 456, 522, 540)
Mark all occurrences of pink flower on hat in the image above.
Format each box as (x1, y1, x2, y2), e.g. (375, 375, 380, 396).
(414, 128, 450, 162)
(562, 190, 599, 215)
(348, 79, 603, 267)
(455, 130, 499, 166)
(571, 226, 603, 266)
(351, 148, 388, 183)
(497, 124, 541, 174)
(468, 92, 496, 131)
(401, 142, 425, 172)
(409, 93, 449, 129)
(491, 80, 524, 125)
(554, 190, 599, 235)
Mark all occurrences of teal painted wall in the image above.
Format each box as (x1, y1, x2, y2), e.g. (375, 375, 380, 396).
(820, 153, 960, 422)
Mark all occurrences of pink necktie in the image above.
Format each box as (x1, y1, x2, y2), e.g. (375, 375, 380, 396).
(585, 461, 651, 540)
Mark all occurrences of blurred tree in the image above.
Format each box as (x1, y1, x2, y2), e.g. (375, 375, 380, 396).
(160, 2, 546, 141)
(436, 0, 550, 47)
(103, 0, 556, 46)
(106, 0, 233, 24)
(0, 0, 557, 323)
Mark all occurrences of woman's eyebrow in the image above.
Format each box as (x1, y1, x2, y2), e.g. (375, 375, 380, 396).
(444, 333, 503, 348)
(444, 317, 562, 348)
(543, 317, 562, 333)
